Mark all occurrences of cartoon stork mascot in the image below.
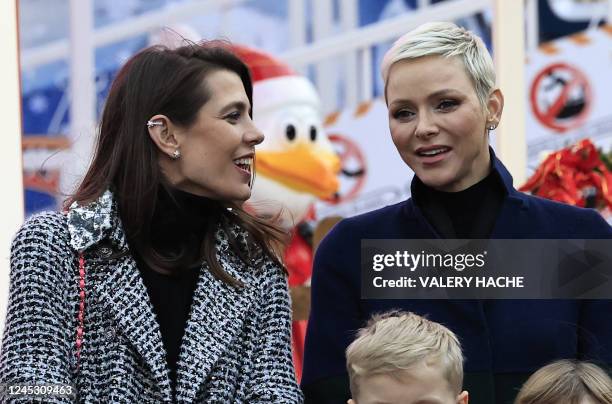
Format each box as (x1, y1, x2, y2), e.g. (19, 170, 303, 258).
(231, 45, 341, 381)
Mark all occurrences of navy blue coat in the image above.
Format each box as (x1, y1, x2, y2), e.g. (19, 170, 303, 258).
(302, 155, 612, 403)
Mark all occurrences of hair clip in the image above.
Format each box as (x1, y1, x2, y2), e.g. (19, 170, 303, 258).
(147, 120, 163, 128)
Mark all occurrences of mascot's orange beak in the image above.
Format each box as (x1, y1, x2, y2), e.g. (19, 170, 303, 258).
(256, 142, 341, 199)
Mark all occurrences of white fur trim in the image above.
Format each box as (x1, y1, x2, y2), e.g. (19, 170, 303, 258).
(253, 76, 321, 116)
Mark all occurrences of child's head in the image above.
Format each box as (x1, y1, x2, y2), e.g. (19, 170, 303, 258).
(515, 360, 612, 404)
(346, 310, 468, 404)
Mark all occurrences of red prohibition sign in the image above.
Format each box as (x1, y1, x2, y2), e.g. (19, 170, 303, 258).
(328, 133, 367, 204)
(530, 62, 592, 132)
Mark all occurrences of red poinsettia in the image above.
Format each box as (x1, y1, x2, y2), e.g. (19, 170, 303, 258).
(520, 139, 612, 211)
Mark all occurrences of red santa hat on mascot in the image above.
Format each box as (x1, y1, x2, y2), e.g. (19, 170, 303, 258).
(229, 45, 321, 120)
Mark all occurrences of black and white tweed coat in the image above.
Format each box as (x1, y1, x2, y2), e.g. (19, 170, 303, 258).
(0, 190, 303, 403)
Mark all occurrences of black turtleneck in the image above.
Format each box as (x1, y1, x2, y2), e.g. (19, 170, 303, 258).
(414, 169, 506, 238)
(134, 187, 215, 390)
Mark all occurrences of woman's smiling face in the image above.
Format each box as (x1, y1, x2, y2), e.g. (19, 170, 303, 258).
(386, 55, 502, 192)
(165, 69, 264, 201)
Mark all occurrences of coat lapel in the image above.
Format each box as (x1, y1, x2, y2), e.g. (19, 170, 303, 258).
(67, 191, 173, 401)
(68, 191, 259, 401)
(93, 253, 173, 401)
(174, 226, 258, 401)
(490, 196, 529, 238)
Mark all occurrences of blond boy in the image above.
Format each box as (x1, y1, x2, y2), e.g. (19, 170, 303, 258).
(346, 311, 468, 404)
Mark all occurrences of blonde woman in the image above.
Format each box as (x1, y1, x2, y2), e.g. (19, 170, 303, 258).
(302, 22, 612, 404)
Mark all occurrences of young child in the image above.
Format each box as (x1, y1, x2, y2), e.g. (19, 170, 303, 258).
(346, 310, 469, 404)
(515, 360, 612, 404)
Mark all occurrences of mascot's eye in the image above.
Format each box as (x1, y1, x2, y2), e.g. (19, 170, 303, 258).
(309, 126, 317, 142)
(286, 124, 296, 141)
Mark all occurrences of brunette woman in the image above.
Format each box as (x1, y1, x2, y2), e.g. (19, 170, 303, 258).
(0, 42, 302, 403)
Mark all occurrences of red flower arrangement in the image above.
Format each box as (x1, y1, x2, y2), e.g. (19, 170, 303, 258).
(519, 139, 612, 212)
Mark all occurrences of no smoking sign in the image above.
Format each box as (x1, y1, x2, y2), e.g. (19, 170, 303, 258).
(530, 63, 592, 132)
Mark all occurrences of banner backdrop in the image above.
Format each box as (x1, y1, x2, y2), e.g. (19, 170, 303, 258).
(315, 100, 412, 220)
(525, 25, 612, 166)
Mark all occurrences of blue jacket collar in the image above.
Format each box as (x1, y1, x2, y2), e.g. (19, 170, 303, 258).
(410, 146, 520, 199)
(406, 147, 528, 237)
(490, 147, 520, 198)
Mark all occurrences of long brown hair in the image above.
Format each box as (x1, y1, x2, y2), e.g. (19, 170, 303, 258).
(66, 41, 287, 287)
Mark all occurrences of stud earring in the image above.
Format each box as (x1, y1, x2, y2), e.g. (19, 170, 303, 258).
(147, 120, 163, 128)
(488, 123, 497, 130)
(171, 149, 181, 159)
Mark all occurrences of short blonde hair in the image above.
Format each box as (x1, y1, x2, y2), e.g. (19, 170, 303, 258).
(515, 360, 612, 404)
(346, 310, 464, 398)
(381, 21, 495, 109)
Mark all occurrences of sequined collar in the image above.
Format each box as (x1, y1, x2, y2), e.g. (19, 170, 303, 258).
(67, 189, 128, 253)
(66, 189, 257, 259)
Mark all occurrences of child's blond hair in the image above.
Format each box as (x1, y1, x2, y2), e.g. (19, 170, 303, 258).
(346, 310, 463, 398)
(515, 360, 612, 404)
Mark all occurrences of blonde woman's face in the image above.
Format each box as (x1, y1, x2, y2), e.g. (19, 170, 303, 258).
(386, 55, 502, 192)
(348, 362, 468, 404)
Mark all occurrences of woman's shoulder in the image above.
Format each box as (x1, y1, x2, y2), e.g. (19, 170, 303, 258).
(318, 200, 409, 246)
(8, 211, 77, 303)
(344, 200, 408, 226)
(519, 193, 612, 237)
(13, 210, 70, 245)
(11, 210, 73, 265)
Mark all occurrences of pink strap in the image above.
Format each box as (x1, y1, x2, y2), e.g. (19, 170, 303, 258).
(75, 253, 86, 368)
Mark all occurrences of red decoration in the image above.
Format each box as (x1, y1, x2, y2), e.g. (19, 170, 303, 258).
(284, 212, 315, 383)
(285, 230, 313, 287)
(229, 44, 296, 82)
(520, 139, 612, 211)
